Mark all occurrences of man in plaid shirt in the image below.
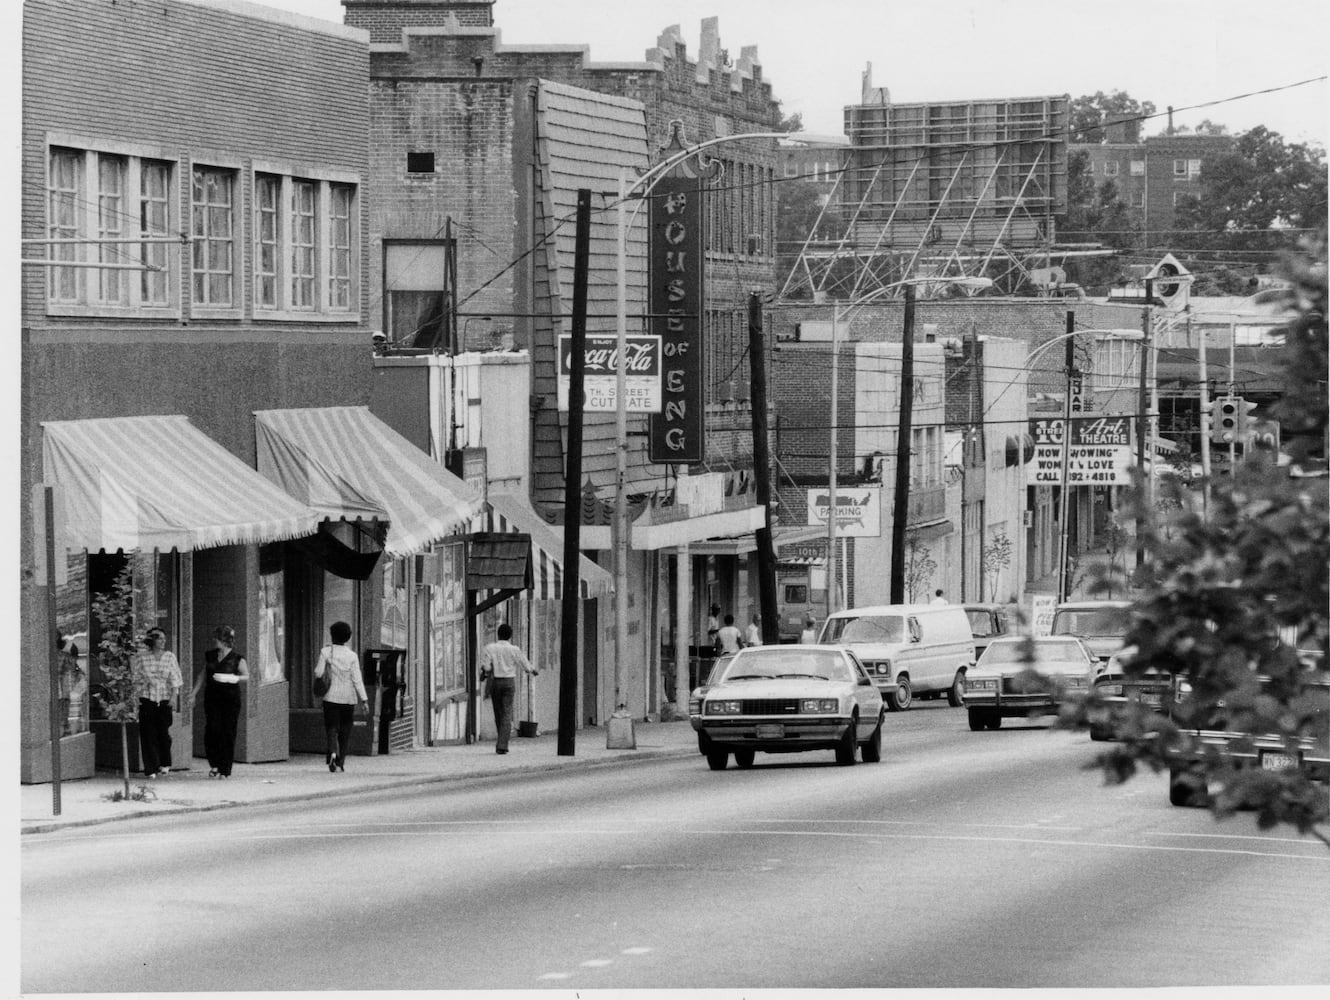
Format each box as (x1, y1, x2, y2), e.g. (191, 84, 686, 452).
(133, 627, 184, 778)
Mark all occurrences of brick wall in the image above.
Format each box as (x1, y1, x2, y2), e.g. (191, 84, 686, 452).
(344, 0, 494, 42)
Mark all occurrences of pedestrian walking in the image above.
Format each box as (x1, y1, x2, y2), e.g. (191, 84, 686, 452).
(191, 625, 248, 778)
(930, 589, 947, 605)
(715, 614, 744, 655)
(706, 604, 721, 649)
(800, 616, 819, 644)
(479, 623, 539, 754)
(132, 626, 183, 779)
(313, 621, 368, 773)
(745, 612, 763, 647)
(56, 632, 85, 735)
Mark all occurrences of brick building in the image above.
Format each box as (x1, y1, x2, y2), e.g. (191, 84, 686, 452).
(20, 0, 380, 781)
(346, 0, 785, 720)
(1072, 123, 1234, 237)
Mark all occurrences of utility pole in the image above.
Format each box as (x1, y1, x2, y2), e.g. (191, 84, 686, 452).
(557, 189, 592, 756)
(825, 308, 840, 620)
(1194, 307, 1210, 516)
(748, 293, 778, 643)
(1135, 278, 1153, 571)
(889, 282, 917, 603)
(1056, 311, 1076, 603)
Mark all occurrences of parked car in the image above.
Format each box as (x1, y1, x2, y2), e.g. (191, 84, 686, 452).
(690, 645, 885, 770)
(1165, 669, 1330, 807)
(963, 603, 1017, 659)
(818, 604, 975, 711)
(964, 635, 1098, 731)
(1050, 600, 1131, 666)
(1087, 644, 1172, 741)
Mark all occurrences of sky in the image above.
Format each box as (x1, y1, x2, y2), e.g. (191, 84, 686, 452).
(264, 0, 1329, 145)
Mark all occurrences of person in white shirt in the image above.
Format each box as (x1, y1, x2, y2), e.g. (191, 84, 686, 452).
(799, 616, 819, 644)
(745, 613, 763, 647)
(715, 615, 744, 655)
(480, 623, 539, 754)
(930, 589, 947, 605)
(313, 621, 368, 772)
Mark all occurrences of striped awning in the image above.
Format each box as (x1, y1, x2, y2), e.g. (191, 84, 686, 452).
(487, 491, 613, 600)
(254, 406, 483, 557)
(41, 415, 320, 554)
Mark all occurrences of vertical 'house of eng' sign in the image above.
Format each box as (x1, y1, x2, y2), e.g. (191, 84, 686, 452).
(648, 124, 718, 464)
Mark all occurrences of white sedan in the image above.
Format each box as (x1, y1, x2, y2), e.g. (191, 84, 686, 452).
(964, 636, 1097, 731)
(690, 645, 885, 770)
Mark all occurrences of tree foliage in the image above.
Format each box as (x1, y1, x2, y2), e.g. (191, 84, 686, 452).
(904, 537, 938, 604)
(90, 563, 140, 797)
(981, 531, 1013, 603)
(1064, 240, 1329, 841)
(1070, 90, 1157, 144)
(1172, 126, 1328, 243)
(1061, 150, 1138, 293)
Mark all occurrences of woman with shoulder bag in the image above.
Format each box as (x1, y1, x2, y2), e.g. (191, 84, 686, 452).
(313, 621, 368, 773)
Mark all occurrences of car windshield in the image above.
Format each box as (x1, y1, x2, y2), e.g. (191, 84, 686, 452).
(966, 609, 997, 637)
(822, 615, 904, 644)
(1052, 608, 1127, 638)
(717, 650, 854, 683)
(980, 639, 1084, 665)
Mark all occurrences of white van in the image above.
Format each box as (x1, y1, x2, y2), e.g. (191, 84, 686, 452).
(818, 604, 976, 711)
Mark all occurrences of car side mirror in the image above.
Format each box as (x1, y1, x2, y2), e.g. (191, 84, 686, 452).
(859, 676, 872, 687)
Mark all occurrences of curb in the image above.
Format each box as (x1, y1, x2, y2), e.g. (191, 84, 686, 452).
(21, 743, 698, 835)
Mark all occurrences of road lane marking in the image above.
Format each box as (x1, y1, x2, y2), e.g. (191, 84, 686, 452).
(38, 824, 1328, 861)
(538, 972, 571, 980)
(1146, 831, 1327, 845)
(580, 959, 613, 967)
(621, 947, 652, 955)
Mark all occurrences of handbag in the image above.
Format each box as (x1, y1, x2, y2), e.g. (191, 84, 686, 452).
(313, 647, 333, 699)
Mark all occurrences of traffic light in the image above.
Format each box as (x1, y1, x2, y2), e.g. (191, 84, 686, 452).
(1236, 397, 1258, 438)
(1249, 418, 1280, 451)
(1212, 396, 1240, 444)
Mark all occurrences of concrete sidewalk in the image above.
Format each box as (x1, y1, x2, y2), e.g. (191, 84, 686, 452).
(20, 719, 699, 835)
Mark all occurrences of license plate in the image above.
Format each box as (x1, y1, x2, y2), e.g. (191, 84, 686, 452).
(1261, 751, 1298, 771)
(755, 724, 785, 739)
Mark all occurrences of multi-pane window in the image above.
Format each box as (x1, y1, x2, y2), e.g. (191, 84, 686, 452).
(1102, 161, 1119, 177)
(290, 180, 317, 309)
(1130, 160, 1145, 175)
(1130, 191, 1145, 208)
(97, 156, 127, 304)
(329, 184, 354, 310)
(255, 175, 281, 309)
(140, 162, 171, 306)
(1173, 159, 1189, 177)
(48, 149, 83, 303)
(252, 173, 358, 316)
(46, 145, 177, 313)
(192, 166, 236, 307)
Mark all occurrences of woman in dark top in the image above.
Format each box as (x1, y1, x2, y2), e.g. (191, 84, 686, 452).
(191, 625, 248, 778)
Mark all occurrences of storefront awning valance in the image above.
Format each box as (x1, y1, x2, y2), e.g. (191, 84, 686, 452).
(487, 492, 613, 600)
(254, 406, 483, 557)
(41, 415, 320, 554)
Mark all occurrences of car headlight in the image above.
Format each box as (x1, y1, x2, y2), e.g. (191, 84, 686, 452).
(967, 677, 998, 691)
(864, 660, 892, 676)
(704, 700, 742, 716)
(1098, 683, 1124, 696)
(800, 698, 839, 714)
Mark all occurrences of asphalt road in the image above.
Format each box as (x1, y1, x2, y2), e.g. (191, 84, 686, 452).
(22, 702, 1330, 992)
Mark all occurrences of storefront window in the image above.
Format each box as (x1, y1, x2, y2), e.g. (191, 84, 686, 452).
(322, 522, 359, 642)
(381, 557, 409, 649)
(257, 569, 285, 684)
(56, 554, 89, 735)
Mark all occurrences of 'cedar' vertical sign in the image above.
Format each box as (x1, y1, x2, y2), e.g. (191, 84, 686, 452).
(648, 169, 706, 463)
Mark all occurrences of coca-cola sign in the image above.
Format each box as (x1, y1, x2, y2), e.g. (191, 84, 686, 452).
(557, 334, 663, 412)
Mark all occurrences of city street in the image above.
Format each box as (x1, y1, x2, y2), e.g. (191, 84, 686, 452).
(22, 703, 1330, 992)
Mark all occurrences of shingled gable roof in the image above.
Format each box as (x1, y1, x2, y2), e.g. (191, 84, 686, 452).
(528, 79, 652, 510)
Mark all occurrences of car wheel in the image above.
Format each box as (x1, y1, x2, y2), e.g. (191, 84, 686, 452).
(888, 675, 912, 712)
(985, 711, 1002, 730)
(706, 748, 729, 771)
(1089, 722, 1113, 742)
(697, 731, 713, 755)
(1169, 768, 1206, 807)
(967, 709, 987, 732)
(861, 712, 884, 763)
(733, 749, 756, 769)
(835, 714, 859, 765)
(947, 670, 966, 707)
